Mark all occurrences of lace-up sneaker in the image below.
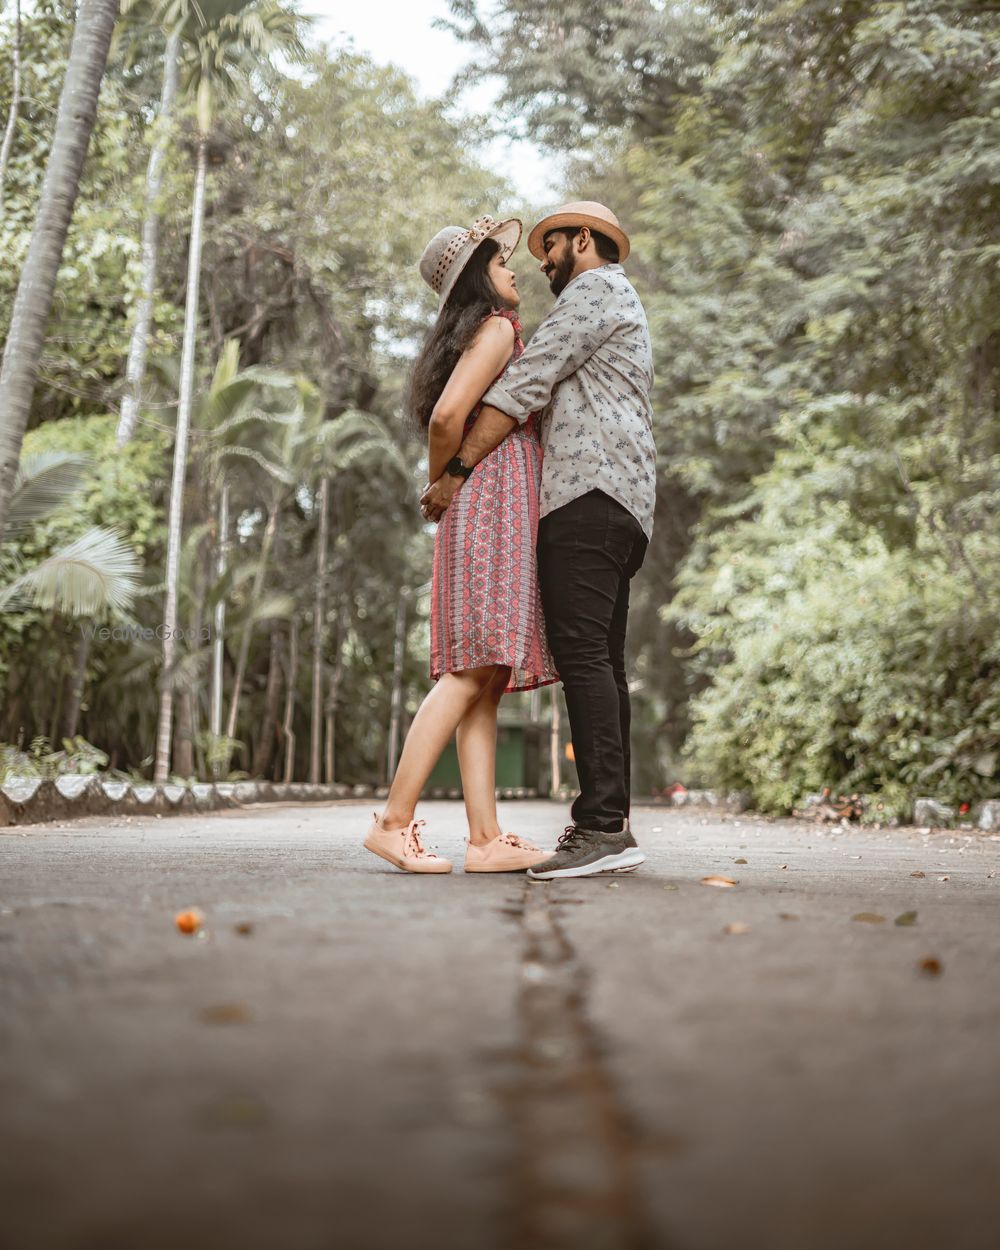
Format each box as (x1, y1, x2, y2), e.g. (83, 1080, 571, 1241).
(464, 832, 550, 873)
(526, 825, 645, 880)
(363, 813, 453, 873)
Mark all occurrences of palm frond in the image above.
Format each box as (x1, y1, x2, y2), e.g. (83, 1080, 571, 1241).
(6, 453, 93, 534)
(0, 530, 142, 617)
(250, 591, 294, 622)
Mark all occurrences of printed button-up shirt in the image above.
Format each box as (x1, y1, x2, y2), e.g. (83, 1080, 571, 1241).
(481, 263, 656, 538)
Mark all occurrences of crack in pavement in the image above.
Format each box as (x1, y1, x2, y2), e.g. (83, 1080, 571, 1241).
(500, 880, 665, 1250)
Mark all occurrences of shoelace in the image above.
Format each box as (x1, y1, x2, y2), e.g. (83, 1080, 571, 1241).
(501, 833, 537, 850)
(403, 820, 438, 858)
(556, 825, 591, 852)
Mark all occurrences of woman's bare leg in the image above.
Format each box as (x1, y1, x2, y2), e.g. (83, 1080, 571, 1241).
(456, 666, 511, 845)
(380, 666, 498, 829)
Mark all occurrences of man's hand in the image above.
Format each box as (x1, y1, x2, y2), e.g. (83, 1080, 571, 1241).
(420, 472, 461, 522)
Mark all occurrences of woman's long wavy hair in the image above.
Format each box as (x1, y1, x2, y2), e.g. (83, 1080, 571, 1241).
(407, 237, 509, 429)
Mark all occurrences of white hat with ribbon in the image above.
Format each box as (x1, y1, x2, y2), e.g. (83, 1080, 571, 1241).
(419, 214, 522, 311)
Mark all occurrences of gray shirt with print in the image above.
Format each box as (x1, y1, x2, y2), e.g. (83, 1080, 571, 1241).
(481, 263, 656, 539)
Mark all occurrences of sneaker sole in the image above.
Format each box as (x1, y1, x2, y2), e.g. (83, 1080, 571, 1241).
(526, 847, 646, 881)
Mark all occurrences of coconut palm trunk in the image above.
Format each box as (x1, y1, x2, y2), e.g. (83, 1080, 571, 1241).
(223, 493, 279, 756)
(0, 0, 22, 214)
(209, 477, 229, 766)
(116, 23, 181, 448)
(153, 133, 209, 782)
(309, 475, 328, 783)
(282, 618, 298, 783)
(0, 0, 120, 545)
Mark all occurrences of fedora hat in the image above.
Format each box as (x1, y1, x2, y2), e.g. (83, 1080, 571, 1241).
(527, 200, 630, 262)
(419, 215, 522, 311)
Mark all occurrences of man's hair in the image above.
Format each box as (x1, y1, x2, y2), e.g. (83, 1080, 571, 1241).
(549, 225, 620, 264)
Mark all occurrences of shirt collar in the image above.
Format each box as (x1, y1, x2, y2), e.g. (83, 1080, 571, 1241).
(562, 262, 624, 294)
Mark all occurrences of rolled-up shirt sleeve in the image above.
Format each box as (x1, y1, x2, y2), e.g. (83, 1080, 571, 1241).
(481, 278, 620, 424)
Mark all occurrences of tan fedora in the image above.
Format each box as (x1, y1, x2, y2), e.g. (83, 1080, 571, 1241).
(527, 200, 630, 262)
(419, 214, 522, 311)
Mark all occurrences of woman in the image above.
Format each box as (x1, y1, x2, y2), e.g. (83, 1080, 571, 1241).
(363, 215, 557, 874)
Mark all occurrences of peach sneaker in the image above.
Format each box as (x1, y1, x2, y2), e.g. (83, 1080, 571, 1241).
(363, 814, 452, 873)
(464, 832, 550, 873)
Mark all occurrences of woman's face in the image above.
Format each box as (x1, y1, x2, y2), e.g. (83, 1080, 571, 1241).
(488, 249, 519, 308)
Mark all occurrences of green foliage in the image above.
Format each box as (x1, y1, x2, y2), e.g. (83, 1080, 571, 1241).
(460, 0, 1000, 810)
(0, 735, 109, 782)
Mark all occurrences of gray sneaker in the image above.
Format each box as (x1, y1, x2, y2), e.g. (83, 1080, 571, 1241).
(526, 825, 645, 880)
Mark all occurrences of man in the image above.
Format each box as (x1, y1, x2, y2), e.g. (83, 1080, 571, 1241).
(420, 201, 656, 880)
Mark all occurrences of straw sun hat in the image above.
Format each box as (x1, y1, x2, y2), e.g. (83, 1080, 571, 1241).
(419, 215, 522, 311)
(526, 200, 630, 262)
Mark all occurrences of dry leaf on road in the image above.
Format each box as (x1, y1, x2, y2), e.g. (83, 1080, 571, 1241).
(894, 911, 918, 926)
(723, 922, 750, 935)
(852, 912, 886, 924)
(910, 871, 926, 878)
(199, 1003, 253, 1024)
(701, 875, 738, 888)
(779, 913, 800, 921)
(918, 956, 943, 977)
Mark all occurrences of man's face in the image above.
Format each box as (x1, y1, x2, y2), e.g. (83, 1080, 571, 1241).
(540, 230, 578, 296)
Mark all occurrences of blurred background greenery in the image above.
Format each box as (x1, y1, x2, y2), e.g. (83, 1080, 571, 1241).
(1, 0, 997, 818)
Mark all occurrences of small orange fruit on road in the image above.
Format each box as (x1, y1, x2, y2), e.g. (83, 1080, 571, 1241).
(175, 909, 204, 935)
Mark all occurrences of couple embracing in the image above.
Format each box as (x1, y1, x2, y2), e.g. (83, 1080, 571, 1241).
(363, 202, 656, 881)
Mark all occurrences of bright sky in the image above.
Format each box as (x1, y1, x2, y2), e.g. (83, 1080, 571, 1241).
(307, 0, 560, 204)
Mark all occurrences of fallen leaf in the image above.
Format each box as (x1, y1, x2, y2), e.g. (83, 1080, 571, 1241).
(234, 922, 253, 936)
(200, 1003, 253, 1025)
(175, 908, 204, 935)
(662, 884, 679, 891)
(910, 871, 926, 878)
(778, 913, 800, 921)
(701, 875, 738, 888)
(779, 864, 788, 870)
(938, 875, 950, 882)
(723, 922, 750, 935)
(918, 956, 943, 977)
(734, 857, 748, 864)
(607, 882, 620, 889)
(850, 855, 862, 860)
(894, 911, 918, 927)
(852, 912, 886, 924)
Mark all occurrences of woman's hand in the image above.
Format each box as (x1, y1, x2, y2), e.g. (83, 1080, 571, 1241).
(420, 473, 461, 522)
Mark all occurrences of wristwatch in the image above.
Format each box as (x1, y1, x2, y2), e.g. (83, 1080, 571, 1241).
(445, 456, 473, 480)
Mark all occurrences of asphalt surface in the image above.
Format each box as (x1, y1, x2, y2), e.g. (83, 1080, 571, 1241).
(1, 800, 998, 1250)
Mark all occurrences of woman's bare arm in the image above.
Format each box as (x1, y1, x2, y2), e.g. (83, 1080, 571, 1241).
(426, 316, 516, 483)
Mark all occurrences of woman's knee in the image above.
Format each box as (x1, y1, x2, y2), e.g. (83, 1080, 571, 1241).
(448, 666, 501, 694)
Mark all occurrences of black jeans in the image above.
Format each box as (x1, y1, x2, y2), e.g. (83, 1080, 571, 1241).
(537, 490, 648, 834)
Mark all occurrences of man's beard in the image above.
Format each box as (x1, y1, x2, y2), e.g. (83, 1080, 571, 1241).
(547, 250, 575, 296)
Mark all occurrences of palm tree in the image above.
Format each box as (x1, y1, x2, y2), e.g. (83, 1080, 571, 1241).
(0, 0, 120, 546)
(113, 0, 184, 447)
(0, 0, 23, 214)
(153, 0, 306, 781)
(0, 452, 143, 744)
(219, 397, 406, 772)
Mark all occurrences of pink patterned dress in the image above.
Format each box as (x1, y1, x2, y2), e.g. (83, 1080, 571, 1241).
(430, 309, 558, 693)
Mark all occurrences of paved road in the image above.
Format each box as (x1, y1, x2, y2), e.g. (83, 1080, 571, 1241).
(2, 801, 998, 1250)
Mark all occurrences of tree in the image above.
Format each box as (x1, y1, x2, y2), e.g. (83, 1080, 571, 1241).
(153, 0, 307, 781)
(0, 0, 120, 545)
